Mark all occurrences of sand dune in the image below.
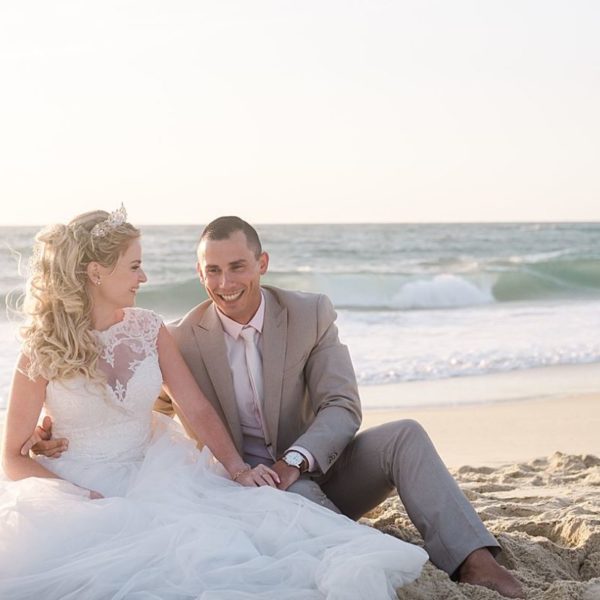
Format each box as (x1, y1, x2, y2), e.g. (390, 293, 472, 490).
(365, 453, 600, 599)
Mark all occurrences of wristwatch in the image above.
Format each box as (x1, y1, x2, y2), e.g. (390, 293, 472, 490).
(282, 450, 308, 473)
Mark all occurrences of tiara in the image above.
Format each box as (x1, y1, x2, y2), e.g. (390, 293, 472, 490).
(91, 204, 128, 238)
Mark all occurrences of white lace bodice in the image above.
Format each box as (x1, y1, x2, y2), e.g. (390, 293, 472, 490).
(44, 308, 164, 462)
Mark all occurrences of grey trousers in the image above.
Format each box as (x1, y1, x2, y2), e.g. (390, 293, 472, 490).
(286, 419, 499, 575)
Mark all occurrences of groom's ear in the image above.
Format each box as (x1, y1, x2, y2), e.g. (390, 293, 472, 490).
(196, 262, 205, 284)
(258, 252, 269, 275)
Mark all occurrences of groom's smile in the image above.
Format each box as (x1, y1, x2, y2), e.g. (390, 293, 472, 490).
(197, 229, 269, 325)
(219, 290, 245, 302)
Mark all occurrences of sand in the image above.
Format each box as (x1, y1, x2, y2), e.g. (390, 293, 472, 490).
(364, 452, 600, 599)
(361, 393, 600, 469)
(357, 367, 600, 599)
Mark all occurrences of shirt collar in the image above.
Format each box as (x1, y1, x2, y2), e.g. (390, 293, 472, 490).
(216, 291, 265, 340)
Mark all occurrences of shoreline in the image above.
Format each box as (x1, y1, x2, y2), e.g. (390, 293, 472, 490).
(358, 361, 600, 410)
(357, 362, 600, 468)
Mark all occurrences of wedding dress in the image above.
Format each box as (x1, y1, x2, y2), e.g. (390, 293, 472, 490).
(0, 307, 427, 599)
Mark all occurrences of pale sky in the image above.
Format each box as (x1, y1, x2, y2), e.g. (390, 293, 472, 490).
(0, 1, 598, 225)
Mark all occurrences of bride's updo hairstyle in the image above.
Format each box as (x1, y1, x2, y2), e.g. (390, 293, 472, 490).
(21, 209, 140, 382)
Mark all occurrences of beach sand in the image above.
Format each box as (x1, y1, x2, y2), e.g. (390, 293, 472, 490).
(359, 365, 600, 599)
(367, 451, 600, 599)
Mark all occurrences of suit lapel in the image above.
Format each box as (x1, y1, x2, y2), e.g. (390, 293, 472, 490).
(261, 289, 287, 457)
(191, 305, 243, 452)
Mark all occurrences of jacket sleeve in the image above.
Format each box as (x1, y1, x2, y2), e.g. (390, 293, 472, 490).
(291, 294, 362, 474)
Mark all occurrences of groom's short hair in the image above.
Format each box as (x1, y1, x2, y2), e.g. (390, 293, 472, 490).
(199, 216, 262, 258)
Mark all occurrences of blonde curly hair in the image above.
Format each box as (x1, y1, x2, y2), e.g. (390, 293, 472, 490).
(21, 210, 140, 381)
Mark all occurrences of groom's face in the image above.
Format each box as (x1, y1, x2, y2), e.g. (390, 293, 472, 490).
(197, 230, 269, 324)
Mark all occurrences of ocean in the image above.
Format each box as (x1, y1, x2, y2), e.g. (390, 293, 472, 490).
(2, 223, 600, 414)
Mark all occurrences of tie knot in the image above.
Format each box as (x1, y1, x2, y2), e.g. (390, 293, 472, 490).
(239, 327, 257, 343)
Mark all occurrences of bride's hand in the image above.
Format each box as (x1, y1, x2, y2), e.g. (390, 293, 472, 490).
(235, 464, 280, 488)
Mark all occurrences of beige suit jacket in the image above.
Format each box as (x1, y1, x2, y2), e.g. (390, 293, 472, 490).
(154, 285, 362, 473)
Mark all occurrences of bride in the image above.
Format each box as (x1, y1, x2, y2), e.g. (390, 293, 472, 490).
(0, 207, 427, 599)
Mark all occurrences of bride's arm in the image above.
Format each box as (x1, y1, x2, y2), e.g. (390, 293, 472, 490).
(2, 355, 103, 498)
(1, 354, 66, 480)
(157, 326, 279, 488)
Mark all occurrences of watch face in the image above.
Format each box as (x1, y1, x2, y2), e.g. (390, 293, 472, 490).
(284, 452, 303, 468)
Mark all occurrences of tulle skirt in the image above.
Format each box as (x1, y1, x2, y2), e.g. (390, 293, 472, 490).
(0, 415, 427, 599)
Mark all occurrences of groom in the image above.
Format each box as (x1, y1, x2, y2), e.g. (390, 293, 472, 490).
(154, 216, 523, 598)
(30, 216, 523, 597)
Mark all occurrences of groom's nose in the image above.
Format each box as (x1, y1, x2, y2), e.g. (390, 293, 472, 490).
(218, 271, 232, 288)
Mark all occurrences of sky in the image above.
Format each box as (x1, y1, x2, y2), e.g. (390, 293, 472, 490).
(0, 1, 598, 225)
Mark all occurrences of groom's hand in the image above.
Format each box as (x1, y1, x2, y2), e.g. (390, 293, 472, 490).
(20, 416, 69, 458)
(272, 460, 301, 491)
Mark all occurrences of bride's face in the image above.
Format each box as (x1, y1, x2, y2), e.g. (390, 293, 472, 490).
(91, 238, 147, 310)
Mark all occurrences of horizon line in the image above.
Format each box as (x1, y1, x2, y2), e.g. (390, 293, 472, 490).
(2, 219, 600, 228)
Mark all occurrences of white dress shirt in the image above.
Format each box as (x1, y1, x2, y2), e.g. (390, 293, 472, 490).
(216, 293, 316, 470)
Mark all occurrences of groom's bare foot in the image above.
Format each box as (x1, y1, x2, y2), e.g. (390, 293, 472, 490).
(458, 548, 525, 598)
